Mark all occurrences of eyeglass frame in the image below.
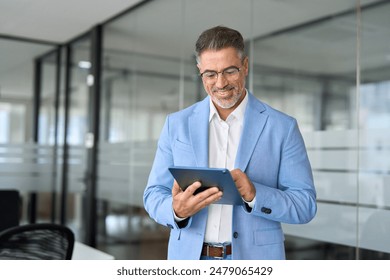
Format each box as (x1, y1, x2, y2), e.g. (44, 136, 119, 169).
(199, 65, 242, 83)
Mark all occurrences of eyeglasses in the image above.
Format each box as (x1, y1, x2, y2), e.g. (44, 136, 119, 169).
(200, 66, 241, 84)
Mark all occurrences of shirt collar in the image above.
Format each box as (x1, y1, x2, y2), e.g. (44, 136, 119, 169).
(209, 89, 248, 123)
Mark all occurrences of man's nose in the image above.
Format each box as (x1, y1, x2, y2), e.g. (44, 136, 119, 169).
(215, 73, 228, 88)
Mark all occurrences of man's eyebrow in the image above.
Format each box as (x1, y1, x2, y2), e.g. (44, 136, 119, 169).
(201, 65, 237, 73)
(201, 69, 217, 73)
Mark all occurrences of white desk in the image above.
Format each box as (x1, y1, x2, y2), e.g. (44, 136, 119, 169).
(72, 241, 115, 260)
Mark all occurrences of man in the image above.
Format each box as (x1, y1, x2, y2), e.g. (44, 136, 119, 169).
(143, 26, 316, 260)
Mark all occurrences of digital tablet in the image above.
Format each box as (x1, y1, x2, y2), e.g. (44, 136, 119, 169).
(168, 166, 242, 205)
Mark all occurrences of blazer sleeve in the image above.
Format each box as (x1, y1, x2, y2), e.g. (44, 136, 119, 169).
(248, 119, 317, 224)
(143, 115, 192, 230)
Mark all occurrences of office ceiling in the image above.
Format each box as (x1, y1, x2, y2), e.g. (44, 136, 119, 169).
(0, 0, 144, 43)
(0, 0, 382, 48)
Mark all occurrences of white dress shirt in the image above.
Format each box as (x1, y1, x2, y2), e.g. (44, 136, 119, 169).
(204, 91, 248, 243)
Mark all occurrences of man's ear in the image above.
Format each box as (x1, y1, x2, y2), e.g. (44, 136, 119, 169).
(243, 57, 249, 75)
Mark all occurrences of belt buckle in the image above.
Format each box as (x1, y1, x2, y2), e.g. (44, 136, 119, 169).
(212, 244, 226, 259)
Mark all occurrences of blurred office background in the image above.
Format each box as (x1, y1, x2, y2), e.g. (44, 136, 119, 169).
(0, 0, 390, 259)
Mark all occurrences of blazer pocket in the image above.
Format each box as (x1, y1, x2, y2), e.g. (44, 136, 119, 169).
(254, 228, 284, 246)
(174, 139, 193, 153)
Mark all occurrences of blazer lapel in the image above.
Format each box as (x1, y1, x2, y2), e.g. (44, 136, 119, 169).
(235, 93, 268, 172)
(189, 98, 210, 167)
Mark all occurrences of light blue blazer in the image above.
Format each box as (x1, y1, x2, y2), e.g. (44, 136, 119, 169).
(144, 92, 316, 260)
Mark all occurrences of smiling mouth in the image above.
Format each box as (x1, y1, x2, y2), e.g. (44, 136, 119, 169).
(213, 86, 235, 94)
(217, 91, 230, 96)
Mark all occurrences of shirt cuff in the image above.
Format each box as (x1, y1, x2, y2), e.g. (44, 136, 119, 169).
(173, 210, 188, 222)
(242, 196, 256, 208)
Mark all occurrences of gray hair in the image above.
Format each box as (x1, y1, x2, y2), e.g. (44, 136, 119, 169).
(195, 26, 246, 63)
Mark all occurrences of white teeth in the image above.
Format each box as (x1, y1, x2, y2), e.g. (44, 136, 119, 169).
(218, 91, 229, 96)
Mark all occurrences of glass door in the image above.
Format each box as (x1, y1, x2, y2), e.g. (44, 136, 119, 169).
(37, 28, 102, 247)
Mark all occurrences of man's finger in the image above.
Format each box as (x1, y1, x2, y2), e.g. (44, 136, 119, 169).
(184, 181, 202, 195)
(194, 186, 221, 200)
(230, 168, 243, 182)
(197, 190, 223, 207)
(172, 180, 182, 196)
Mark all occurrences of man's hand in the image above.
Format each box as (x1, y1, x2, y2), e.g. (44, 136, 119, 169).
(230, 169, 256, 202)
(172, 180, 222, 219)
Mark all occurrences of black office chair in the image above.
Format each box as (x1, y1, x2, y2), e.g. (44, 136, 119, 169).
(0, 223, 75, 260)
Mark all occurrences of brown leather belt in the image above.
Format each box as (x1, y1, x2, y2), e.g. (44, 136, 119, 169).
(201, 243, 232, 258)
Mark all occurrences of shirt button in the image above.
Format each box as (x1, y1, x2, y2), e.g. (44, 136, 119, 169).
(233, 232, 239, 239)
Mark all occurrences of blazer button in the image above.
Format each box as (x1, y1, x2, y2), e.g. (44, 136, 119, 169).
(261, 207, 272, 214)
(233, 232, 239, 239)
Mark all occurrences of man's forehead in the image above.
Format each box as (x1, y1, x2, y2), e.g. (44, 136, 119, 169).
(198, 48, 241, 66)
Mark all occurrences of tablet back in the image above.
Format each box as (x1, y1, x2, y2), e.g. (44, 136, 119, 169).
(168, 166, 242, 205)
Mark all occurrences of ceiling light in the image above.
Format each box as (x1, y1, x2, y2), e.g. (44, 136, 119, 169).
(78, 61, 91, 69)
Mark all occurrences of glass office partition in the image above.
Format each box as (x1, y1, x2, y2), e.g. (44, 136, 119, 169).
(37, 50, 61, 222)
(0, 39, 53, 144)
(0, 37, 55, 223)
(99, 0, 184, 258)
(358, 2, 390, 259)
(248, 1, 390, 260)
(39, 51, 59, 145)
(65, 36, 92, 239)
